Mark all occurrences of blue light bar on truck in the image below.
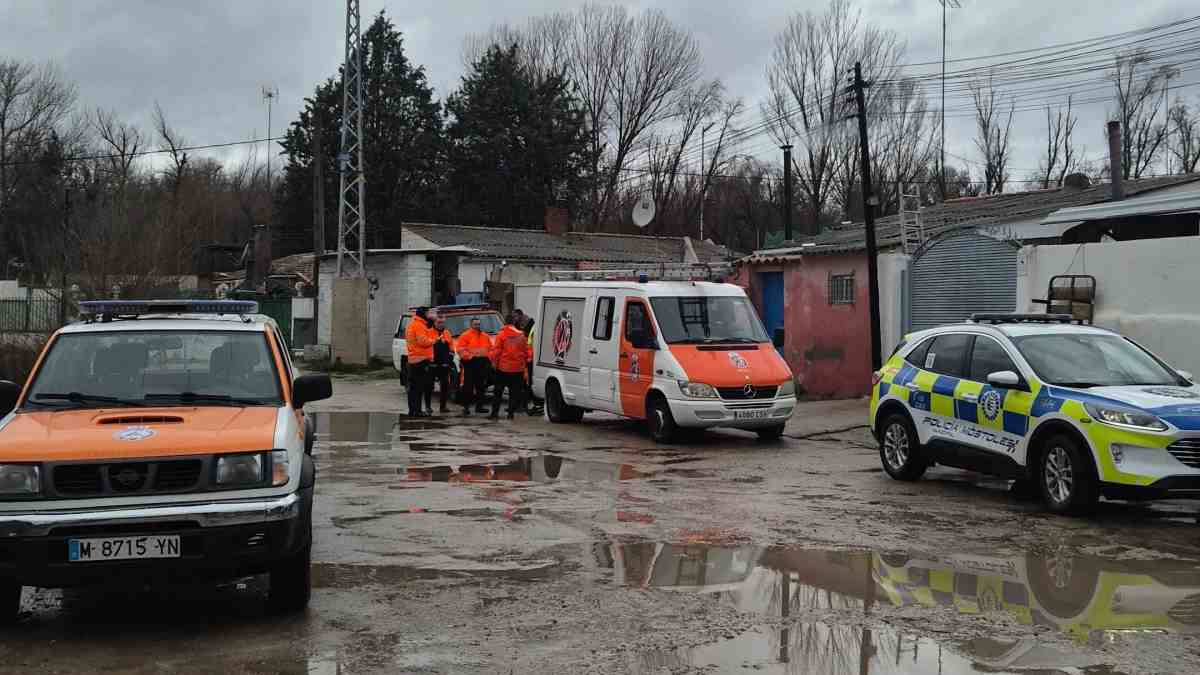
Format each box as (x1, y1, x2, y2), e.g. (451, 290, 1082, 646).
(78, 300, 260, 317)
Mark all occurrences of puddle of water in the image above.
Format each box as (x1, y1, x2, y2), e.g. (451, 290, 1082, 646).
(404, 454, 647, 484)
(314, 412, 446, 444)
(601, 541, 1200, 672)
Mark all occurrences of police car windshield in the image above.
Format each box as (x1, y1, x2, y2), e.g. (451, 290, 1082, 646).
(438, 313, 502, 337)
(1012, 334, 1185, 388)
(23, 331, 283, 409)
(650, 297, 769, 344)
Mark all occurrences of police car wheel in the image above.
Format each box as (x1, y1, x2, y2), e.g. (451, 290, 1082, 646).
(1038, 435, 1099, 516)
(879, 414, 927, 481)
(648, 397, 678, 443)
(0, 582, 19, 624)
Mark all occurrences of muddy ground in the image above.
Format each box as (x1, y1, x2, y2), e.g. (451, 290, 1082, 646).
(5, 377, 1200, 674)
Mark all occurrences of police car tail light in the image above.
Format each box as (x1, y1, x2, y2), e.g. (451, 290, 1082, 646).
(1083, 403, 1169, 432)
(872, 371, 883, 386)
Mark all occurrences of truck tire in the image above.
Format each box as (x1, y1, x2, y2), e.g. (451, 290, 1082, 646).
(647, 396, 678, 443)
(1038, 433, 1099, 516)
(0, 582, 19, 624)
(546, 380, 583, 423)
(878, 413, 928, 481)
(268, 525, 312, 614)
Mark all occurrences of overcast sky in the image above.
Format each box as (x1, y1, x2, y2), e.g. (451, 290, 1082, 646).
(4, 0, 1195, 185)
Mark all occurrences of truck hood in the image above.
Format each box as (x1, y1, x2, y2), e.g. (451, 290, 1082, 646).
(667, 344, 792, 388)
(0, 407, 280, 462)
(1047, 384, 1200, 430)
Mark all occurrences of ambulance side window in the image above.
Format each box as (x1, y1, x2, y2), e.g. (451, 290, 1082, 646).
(625, 302, 655, 349)
(594, 297, 615, 340)
(969, 336, 1018, 382)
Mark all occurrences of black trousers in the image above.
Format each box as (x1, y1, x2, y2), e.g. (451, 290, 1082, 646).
(407, 361, 431, 415)
(461, 358, 489, 410)
(425, 364, 451, 410)
(492, 371, 525, 415)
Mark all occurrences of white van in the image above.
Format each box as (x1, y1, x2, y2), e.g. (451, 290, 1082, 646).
(531, 271, 797, 442)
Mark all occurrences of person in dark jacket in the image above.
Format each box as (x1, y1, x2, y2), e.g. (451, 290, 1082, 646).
(426, 316, 454, 414)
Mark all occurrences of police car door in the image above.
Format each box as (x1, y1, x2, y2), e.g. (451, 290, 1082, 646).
(912, 333, 973, 446)
(957, 335, 1035, 462)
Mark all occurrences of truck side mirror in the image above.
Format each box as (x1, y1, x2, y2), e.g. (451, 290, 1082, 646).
(0, 380, 21, 416)
(294, 374, 333, 408)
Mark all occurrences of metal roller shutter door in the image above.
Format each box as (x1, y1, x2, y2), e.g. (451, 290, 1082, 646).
(910, 233, 1017, 332)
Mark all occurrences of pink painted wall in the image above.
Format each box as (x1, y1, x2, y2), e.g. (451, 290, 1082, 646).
(749, 253, 872, 399)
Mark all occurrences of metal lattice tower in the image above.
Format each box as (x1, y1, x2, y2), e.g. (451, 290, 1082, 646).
(336, 0, 366, 278)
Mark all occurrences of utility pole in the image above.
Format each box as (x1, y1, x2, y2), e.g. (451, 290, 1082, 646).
(262, 85, 279, 229)
(700, 122, 715, 241)
(312, 120, 326, 342)
(848, 62, 883, 371)
(937, 1, 960, 200)
(780, 144, 793, 242)
(336, 0, 366, 278)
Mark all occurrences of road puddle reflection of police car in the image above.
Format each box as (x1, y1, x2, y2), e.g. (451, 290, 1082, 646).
(0, 301, 331, 621)
(871, 313, 1200, 514)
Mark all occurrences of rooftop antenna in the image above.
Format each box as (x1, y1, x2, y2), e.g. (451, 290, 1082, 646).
(336, 0, 366, 278)
(261, 85, 279, 227)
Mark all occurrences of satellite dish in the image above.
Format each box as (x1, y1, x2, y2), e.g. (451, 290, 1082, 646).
(632, 194, 657, 229)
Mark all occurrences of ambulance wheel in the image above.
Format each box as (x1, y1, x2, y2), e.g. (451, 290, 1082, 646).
(756, 424, 786, 441)
(545, 380, 583, 423)
(1037, 434, 1098, 516)
(647, 396, 678, 443)
(879, 413, 927, 481)
(0, 581, 20, 624)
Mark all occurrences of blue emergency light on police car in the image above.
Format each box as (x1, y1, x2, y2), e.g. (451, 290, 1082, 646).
(78, 299, 260, 318)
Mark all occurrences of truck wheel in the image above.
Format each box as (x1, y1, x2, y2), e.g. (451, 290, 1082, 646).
(647, 396, 678, 443)
(546, 380, 583, 423)
(399, 358, 409, 387)
(879, 413, 928, 481)
(268, 537, 312, 614)
(0, 582, 20, 624)
(756, 424, 786, 442)
(1038, 434, 1099, 516)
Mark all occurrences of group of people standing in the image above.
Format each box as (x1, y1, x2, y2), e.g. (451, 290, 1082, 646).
(404, 307, 542, 420)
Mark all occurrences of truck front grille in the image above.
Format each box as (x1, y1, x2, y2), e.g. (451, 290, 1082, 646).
(51, 459, 204, 497)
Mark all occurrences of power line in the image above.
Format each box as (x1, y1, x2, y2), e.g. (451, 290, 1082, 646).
(0, 135, 287, 168)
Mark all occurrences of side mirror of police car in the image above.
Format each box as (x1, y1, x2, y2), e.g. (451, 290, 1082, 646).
(1177, 370, 1195, 383)
(0, 380, 19, 416)
(293, 374, 333, 408)
(986, 370, 1023, 390)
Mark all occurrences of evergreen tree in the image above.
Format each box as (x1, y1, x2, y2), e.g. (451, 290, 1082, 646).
(445, 44, 589, 228)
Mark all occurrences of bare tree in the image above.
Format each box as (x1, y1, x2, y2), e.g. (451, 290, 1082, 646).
(0, 59, 77, 266)
(90, 108, 142, 193)
(763, 0, 903, 233)
(1111, 50, 1173, 179)
(970, 75, 1014, 194)
(1037, 96, 1079, 188)
(1168, 99, 1200, 174)
(867, 77, 940, 214)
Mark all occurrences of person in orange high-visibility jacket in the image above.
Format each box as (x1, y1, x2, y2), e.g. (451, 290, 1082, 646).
(489, 314, 530, 420)
(456, 317, 493, 416)
(404, 307, 438, 417)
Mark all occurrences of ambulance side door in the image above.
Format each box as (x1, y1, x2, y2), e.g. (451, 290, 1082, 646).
(618, 297, 658, 419)
(587, 294, 621, 407)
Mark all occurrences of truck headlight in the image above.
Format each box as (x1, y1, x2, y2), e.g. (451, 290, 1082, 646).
(778, 379, 796, 397)
(1084, 403, 1168, 432)
(0, 464, 40, 495)
(271, 450, 290, 487)
(678, 381, 718, 399)
(215, 453, 265, 486)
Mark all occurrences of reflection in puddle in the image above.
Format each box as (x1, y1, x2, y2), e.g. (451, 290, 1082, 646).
(605, 541, 1200, 673)
(315, 412, 446, 444)
(405, 454, 646, 483)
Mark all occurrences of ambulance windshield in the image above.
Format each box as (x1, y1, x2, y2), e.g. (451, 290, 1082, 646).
(650, 297, 769, 345)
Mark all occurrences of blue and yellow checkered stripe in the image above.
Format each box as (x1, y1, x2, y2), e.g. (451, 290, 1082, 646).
(873, 360, 1039, 438)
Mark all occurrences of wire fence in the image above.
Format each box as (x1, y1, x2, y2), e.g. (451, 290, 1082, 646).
(0, 298, 68, 334)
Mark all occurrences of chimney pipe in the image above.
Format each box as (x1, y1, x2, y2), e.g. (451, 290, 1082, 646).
(1107, 121, 1124, 201)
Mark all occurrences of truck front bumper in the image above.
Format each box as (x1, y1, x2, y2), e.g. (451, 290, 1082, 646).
(0, 490, 311, 588)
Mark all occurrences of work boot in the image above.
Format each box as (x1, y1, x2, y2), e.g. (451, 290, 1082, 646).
(488, 410, 499, 420)
(462, 408, 471, 417)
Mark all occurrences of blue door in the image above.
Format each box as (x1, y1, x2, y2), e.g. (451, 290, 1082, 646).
(759, 272, 784, 352)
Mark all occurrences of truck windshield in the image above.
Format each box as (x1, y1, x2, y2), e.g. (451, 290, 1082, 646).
(649, 297, 770, 344)
(440, 313, 503, 337)
(1012, 333, 1186, 388)
(23, 331, 283, 409)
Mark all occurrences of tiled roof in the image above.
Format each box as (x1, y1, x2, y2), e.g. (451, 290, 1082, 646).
(402, 223, 734, 264)
(750, 174, 1200, 259)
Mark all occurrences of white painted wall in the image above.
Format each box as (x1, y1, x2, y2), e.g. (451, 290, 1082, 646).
(877, 251, 911, 354)
(292, 297, 314, 320)
(1017, 236, 1200, 375)
(317, 253, 434, 360)
(459, 261, 489, 294)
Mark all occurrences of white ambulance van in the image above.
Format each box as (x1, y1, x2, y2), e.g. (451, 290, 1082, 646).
(531, 265, 797, 442)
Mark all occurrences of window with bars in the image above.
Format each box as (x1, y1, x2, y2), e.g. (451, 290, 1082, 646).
(828, 273, 855, 305)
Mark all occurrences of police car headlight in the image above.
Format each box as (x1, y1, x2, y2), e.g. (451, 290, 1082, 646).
(0, 464, 40, 495)
(678, 381, 718, 399)
(1084, 403, 1168, 432)
(778, 379, 796, 397)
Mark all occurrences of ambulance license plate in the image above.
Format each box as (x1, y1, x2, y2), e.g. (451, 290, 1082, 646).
(734, 410, 771, 420)
(68, 535, 181, 562)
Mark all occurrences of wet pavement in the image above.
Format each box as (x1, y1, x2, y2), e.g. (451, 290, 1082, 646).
(7, 405, 1200, 673)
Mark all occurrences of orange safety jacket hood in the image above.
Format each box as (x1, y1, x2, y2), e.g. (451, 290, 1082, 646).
(491, 325, 529, 373)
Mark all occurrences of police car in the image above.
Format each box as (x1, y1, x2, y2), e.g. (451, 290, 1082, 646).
(870, 313, 1200, 515)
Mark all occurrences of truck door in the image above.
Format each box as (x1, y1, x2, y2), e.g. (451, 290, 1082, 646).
(618, 297, 658, 419)
(588, 295, 620, 405)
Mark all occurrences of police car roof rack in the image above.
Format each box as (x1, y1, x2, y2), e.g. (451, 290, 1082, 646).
(968, 313, 1074, 325)
(79, 300, 260, 323)
(549, 262, 734, 283)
